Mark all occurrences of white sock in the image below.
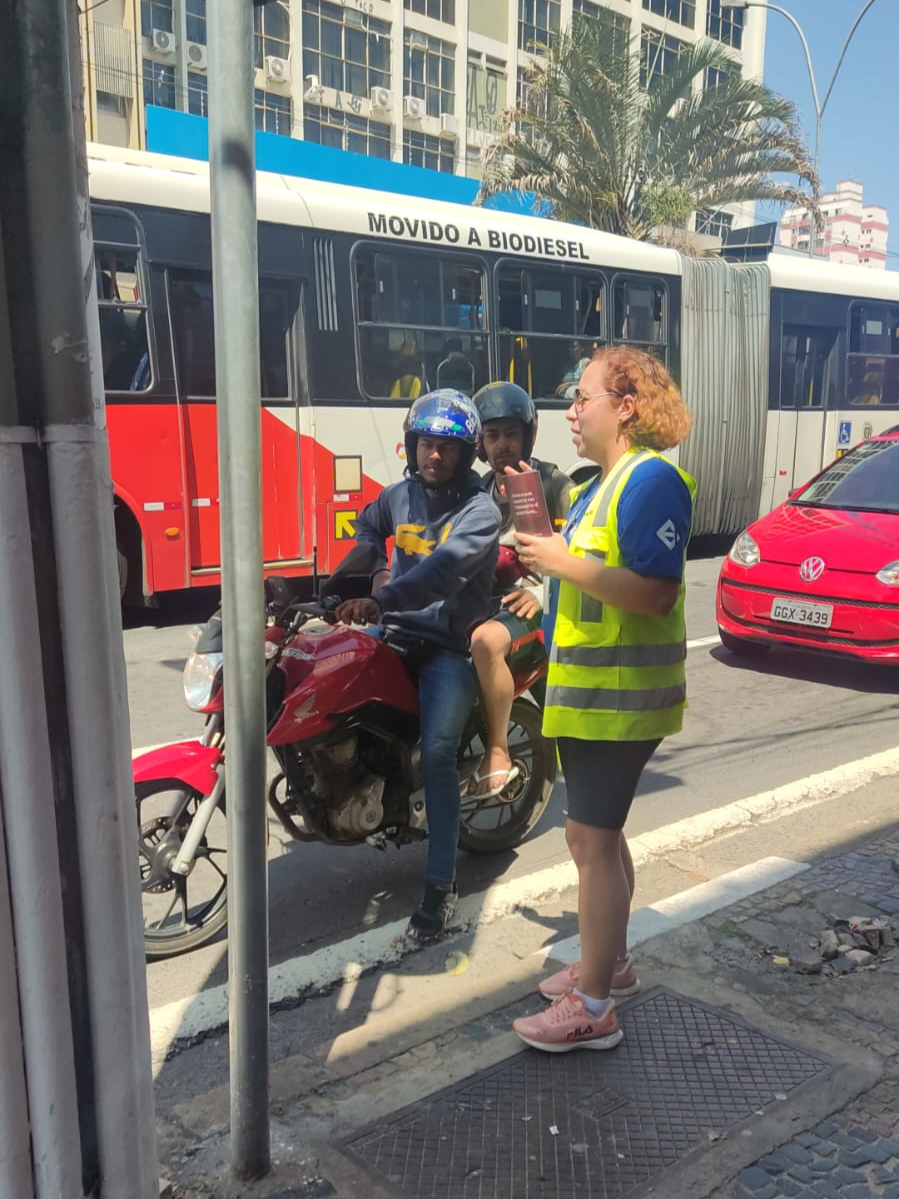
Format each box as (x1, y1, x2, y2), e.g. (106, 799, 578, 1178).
(573, 988, 611, 1018)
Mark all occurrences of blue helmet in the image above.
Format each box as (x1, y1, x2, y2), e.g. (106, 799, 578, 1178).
(404, 389, 481, 480)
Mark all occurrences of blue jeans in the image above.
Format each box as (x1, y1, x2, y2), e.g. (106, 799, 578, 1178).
(417, 648, 477, 889)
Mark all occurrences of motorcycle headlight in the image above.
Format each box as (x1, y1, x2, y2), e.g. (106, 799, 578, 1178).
(729, 531, 761, 567)
(183, 652, 224, 711)
(876, 560, 899, 586)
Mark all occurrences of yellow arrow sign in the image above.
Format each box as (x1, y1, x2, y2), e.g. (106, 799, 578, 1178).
(335, 510, 357, 540)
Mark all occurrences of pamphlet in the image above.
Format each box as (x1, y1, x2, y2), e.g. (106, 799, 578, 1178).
(503, 470, 554, 537)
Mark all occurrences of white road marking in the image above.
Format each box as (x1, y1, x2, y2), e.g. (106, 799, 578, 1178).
(147, 744, 899, 1063)
(538, 856, 808, 966)
(686, 634, 720, 649)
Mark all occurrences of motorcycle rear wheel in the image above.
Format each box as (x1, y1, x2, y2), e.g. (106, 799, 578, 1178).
(458, 697, 554, 855)
(136, 781, 228, 959)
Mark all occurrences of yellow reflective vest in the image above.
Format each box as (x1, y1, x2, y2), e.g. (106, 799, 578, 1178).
(544, 447, 696, 742)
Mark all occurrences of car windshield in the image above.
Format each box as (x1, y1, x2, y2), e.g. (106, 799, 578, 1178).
(794, 438, 899, 513)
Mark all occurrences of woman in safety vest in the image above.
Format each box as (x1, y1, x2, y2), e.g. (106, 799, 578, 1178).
(510, 346, 695, 1053)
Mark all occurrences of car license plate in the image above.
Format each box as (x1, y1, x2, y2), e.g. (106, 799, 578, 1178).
(770, 597, 833, 629)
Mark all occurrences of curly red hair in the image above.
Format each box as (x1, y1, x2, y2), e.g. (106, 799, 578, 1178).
(592, 346, 692, 451)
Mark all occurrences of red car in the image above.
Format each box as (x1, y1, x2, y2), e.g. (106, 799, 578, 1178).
(717, 427, 899, 663)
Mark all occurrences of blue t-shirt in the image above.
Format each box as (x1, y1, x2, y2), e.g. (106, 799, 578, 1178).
(543, 457, 692, 642)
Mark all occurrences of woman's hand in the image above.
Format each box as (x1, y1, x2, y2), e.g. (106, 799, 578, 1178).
(514, 531, 571, 578)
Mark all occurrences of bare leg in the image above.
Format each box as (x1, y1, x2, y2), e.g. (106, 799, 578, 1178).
(468, 620, 514, 796)
(566, 820, 631, 1000)
(619, 832, 634, 959)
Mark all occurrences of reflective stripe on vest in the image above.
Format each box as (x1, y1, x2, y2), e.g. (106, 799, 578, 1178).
(546, 682, 688, 711)
(553, 640, 687, 668)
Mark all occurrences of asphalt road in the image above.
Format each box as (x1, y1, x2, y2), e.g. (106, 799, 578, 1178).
(125, 557, 899, 1012)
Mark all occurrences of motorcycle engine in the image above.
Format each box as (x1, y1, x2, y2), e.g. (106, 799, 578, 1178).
(308, 735, 386, 838)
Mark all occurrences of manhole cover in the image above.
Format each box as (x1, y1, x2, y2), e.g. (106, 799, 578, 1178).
(342, 987, 830, 1199)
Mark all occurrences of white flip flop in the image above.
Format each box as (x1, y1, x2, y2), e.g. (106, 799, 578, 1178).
(463, 764, 520, 800)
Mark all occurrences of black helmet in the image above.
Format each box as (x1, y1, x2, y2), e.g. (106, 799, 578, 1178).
(472, 381, 537, 462)
(404, 389, 481, 480)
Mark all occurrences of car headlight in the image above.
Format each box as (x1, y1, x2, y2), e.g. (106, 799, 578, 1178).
(728, 531, 761, 567)
(183, 651, 224, 710)
(876, 560, 899, 586)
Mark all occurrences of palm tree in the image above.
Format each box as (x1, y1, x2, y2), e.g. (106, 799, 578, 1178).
(477, 17, 818, 242)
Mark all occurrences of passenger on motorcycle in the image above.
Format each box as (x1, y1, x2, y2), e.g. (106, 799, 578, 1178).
(467, 382, 572, 798)
(335, 390, 501, 941)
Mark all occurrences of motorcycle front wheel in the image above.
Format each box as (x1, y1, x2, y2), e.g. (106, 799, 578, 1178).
(136, 781, 228, 959)
(458, 697, 554, 854)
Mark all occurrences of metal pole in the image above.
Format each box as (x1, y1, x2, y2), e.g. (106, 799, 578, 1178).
(208, 0, 271, 1180)
(1, 1, 158, 1195)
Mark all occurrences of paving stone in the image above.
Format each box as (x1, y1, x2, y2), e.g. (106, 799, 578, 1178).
(796, 1134, 822, 1149)
(874, 1165, 899, 1183)
(810, 1183, 844, 1199)
(738, 1167, 776, 1191)
(840, 1187, 878, 1199)
(758, 1153, 787, 1175)
(847, 1125, 881, 1144)
(831, 1131, 863, 1150)
(883, 1185, 899, 1199)
(786, 1166, 816, 1184)
(832, 1165, 868, 1186)
(779, 1181, 803, 1197)
(815, 1123, 838, 1138)
(839, 1147, 875, 1168)
(880, 1140, 899, 1157)
(783, 1144, 814, 1165)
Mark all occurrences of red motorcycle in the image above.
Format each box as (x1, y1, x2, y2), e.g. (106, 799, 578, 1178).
(132, 577, 554, 957)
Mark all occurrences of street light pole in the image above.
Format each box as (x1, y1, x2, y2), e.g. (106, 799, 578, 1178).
(724, 0, 880, 258)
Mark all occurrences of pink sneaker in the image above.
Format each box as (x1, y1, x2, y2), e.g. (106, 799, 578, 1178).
(539, 954, 640, 1001)
(513, 992, 623, 1053)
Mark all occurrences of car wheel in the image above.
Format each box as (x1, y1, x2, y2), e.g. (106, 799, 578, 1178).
(719, 628, 770, 656)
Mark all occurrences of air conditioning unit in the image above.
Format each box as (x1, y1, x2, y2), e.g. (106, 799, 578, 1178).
(304, 73, 323, 101)
(151, 28, 177, 56)
(264, 55, 291, 84)
(370, 86, 393, 113)
(439, 113, 460, 139)
(403, 95, 425, 120)
(186, 42, 207, 70)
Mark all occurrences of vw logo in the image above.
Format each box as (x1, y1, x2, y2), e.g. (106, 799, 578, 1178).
(799, 556, 825, 582)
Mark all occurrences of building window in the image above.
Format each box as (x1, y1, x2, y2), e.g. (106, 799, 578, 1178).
(188, 71, 208, 116)
(404, 31, 455, 118)
(572, 1, 630, 53)
(142, 60, 175, 108)
(255, 1, 290, 68)
(304, 104, 391, 158)
(302, 1, 391, 98)
(706, 0, 744, 49)
(640, 29, 685, 89)
(518, 0, 561, 54)
(355, 247, 487, 399)
(704, 62, 734, 89)
(97, 92, 127, 116)
(186, 0, 206, 44)
(141, 0, 172, 37)
(404, 131, 454, 172)
(642, 0, 694, 28)
(404, 0, 455, 20)
(254, 88, 292, 135)
(696, 209, 733, 240)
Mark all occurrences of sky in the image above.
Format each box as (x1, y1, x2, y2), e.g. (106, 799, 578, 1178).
(757, 0, 897, 266)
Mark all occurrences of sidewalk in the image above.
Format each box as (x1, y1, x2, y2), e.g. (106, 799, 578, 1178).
(158, 796, 899, 1199)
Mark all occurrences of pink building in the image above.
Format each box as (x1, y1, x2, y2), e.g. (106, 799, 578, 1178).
(779, 179, 889, 269)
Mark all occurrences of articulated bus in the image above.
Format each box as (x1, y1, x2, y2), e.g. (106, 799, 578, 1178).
(86, 144, 899, 603)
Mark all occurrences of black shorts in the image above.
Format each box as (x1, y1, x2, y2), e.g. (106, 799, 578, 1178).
(557, 737, 662, 831)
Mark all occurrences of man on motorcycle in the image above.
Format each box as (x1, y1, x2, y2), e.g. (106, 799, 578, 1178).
(467, 382, 572, 798)
(334, 390, 501, 941)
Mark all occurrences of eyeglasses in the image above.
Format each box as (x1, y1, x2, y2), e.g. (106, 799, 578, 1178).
(572, 388, 618, 411)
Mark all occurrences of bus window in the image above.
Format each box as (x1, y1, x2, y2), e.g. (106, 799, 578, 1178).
(169, 272, 296, 399)
(612, 277, 666, 349)
(780, 326, 839, 409)
(848, 303, 899, 407)
(96, 244, 151, 393)
(355, 247, 488, 399)
(496, 267, 605, 402)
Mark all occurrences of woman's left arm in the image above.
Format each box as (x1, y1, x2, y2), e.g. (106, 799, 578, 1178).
(515, 533, 678, 618)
